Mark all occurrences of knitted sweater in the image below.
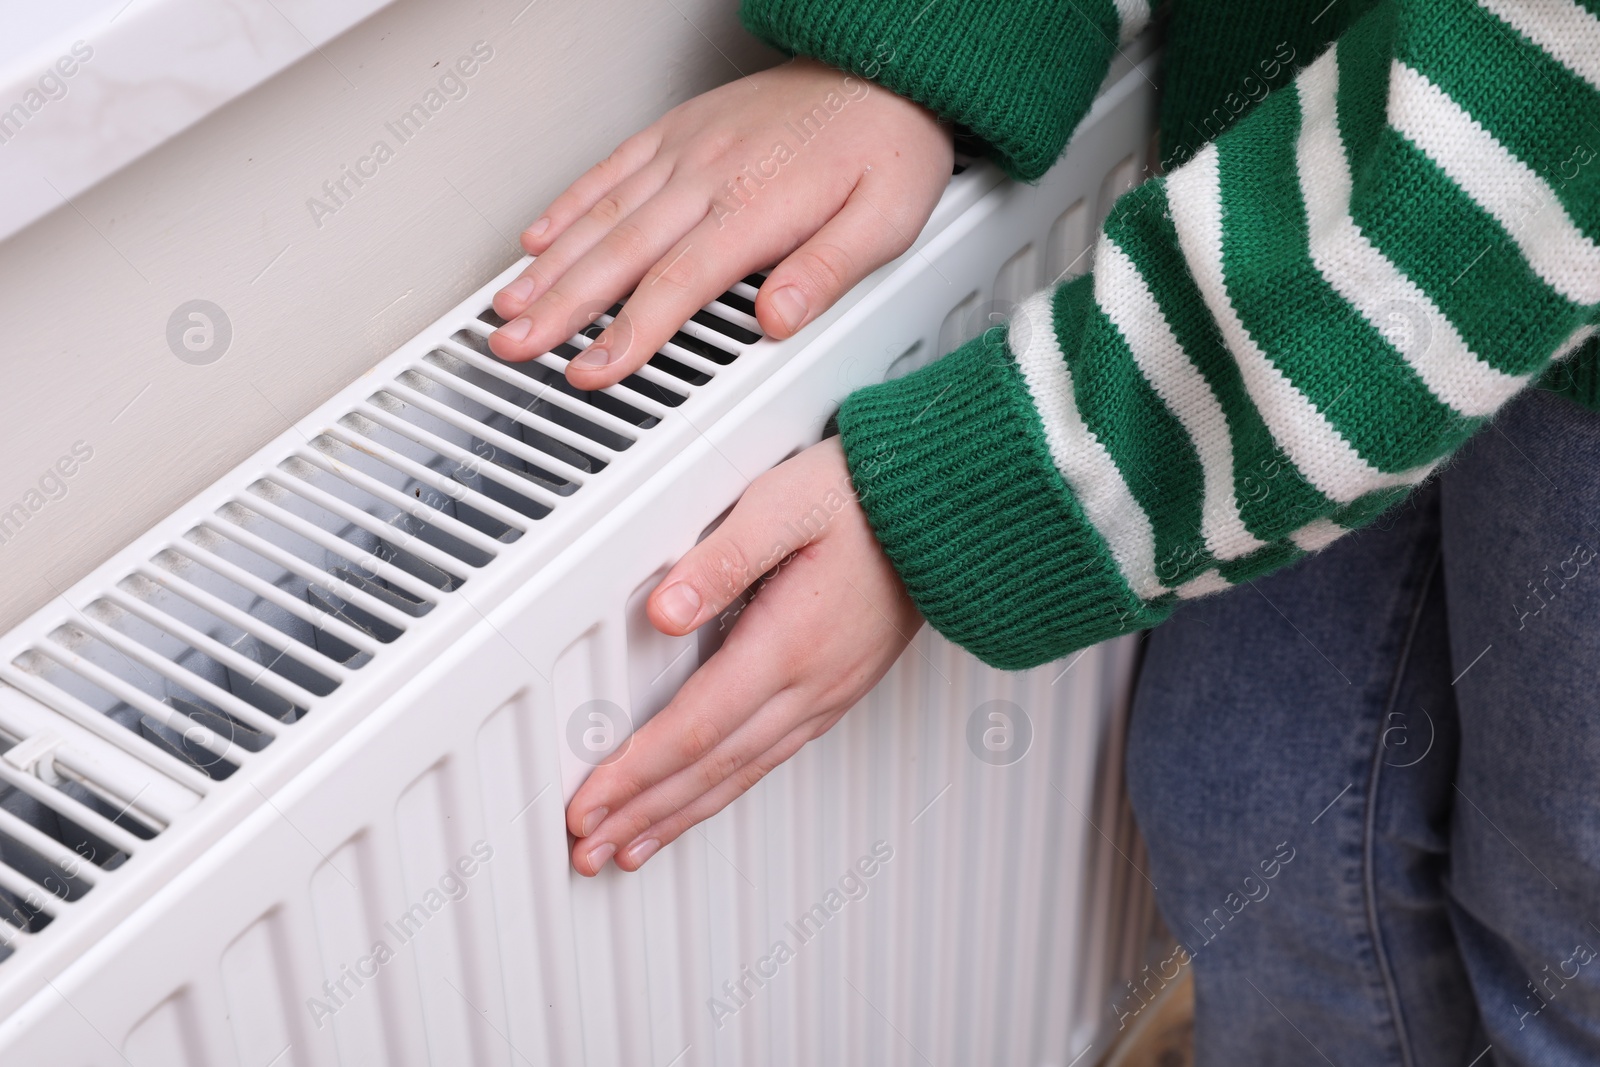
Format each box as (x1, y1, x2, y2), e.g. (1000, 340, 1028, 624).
(740, 0, 1600, 669)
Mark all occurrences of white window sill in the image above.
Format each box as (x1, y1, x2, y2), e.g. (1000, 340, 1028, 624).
(0, 0, 398, 243)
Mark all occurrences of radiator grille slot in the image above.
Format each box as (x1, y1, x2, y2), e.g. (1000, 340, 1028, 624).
(420, 348, 636, 455)
(278, 452, 501, 571)
(447, 330, 659, 430)
(23, 598, 300, 785)
(394, 366, 607, 482)
(244, 477, 465, 593)
(0, 274, 764, 954)
(0, 789, 102, 928)
(336, 408, 556, 527)
(0, 719, 155, 964)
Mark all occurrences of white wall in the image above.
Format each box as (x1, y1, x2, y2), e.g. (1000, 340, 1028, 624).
(0, 0, 777, 633)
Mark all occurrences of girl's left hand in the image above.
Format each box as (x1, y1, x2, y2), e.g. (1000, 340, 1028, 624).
(564, 437, 921, 875)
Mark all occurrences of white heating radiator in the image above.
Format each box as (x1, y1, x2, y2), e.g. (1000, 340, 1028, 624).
(0, 47, 1160, 1067)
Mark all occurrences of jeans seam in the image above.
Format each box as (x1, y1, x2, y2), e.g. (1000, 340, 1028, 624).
(1362, 545, 1442, 1067)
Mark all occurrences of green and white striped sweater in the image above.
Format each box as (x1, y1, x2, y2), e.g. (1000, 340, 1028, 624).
(741, 0, 1600, 669)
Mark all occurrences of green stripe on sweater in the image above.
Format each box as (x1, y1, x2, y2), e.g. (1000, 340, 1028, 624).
(1338, 3, 1597, 367)
(1105, 177, 1338, 544)
(1349, 132, 1593, 372)
(1329, 0, 1393, 174)
(1402, 0, 1600, 240)
(1216, 83, 1475, 470)
(1215, 540, 1306, 585)
(1050, 278, 1215, 588)
(1332, 485, 1412, 528)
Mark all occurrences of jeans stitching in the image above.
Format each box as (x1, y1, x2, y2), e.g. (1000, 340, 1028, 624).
(1362, 545, 1443, 1067)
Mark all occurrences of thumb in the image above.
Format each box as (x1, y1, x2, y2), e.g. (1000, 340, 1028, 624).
(755, 175, 917, 339)
(647, 443, 850, 634)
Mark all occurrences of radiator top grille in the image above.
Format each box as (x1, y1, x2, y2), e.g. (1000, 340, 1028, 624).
(0, 273, 768, 966)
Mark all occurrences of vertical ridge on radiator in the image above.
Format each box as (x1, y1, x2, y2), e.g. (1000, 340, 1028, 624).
(473, 691, 585, 1067)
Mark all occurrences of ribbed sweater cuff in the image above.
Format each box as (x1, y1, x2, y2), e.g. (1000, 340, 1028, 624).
(837, 331, 1170, 671)
(739, 0, 1119, 181)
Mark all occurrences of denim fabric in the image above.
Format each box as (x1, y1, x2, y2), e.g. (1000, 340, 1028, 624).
(1127, 387, 1600, 1067)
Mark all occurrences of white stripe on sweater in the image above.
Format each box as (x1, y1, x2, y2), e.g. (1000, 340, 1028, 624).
(1289, 518, 1347, 552)
(1113, 0, 1151, 43)
(1296, 49, 1529, 416)
(1176, 568, 1231, 598)
(1096, 237, 1267, 560)
(1477, 0, 1600, 93)
(1389, 60, 1600, 306)
(1009, 291, 1169, 600)
(1554, 323, 1598, 361)
(1165, 143, 1434, 502)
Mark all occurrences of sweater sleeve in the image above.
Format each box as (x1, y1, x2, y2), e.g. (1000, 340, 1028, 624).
(738, 0, 1152, 180)
(837, 0, 1600, 670)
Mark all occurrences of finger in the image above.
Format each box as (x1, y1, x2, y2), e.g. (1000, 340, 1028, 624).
(520, 129, 662, 255)
(491, 160, 674, 322)
(561, 212, 783, 390)
(565, 449, 839, 840)
(755, 173, 921, 339)
(490, 190, 716, 365)
(580, 671, 822, 859)
(608, 717, 821, 872)
(645, 447, 846, 635)
(565, 629, 788, 847)
(573, 688, 815, 875)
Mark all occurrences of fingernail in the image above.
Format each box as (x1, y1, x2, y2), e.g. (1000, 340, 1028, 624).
(586, 842, 616, 871)
(526, 217, 551, 240)
(497, 317, 532, 343)
(770, 286, 809, 333)
(572, 345, 617, 369)
(627, 838, 661, 866)
(500, 276, 535, 304)
(579, 806, 608, 837)
(656, 583, 701, 630)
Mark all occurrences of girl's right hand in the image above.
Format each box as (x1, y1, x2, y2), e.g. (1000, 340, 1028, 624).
(487, 56, 955, 390)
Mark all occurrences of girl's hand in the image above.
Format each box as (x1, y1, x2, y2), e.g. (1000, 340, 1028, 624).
(488, 57, 954, 390)
(565, 438, 921, 875)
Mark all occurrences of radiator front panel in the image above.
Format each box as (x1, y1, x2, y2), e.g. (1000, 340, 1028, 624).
(0, 49, 1162, 1066)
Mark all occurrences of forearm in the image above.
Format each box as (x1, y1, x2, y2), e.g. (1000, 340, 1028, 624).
(839, 0, 1600, 669)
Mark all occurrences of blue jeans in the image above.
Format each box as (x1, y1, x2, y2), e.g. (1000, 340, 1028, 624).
(1127, 387, 1600, 1067)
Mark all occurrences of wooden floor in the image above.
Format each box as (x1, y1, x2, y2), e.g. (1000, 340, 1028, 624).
(1100, 971, 1194, 1067)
